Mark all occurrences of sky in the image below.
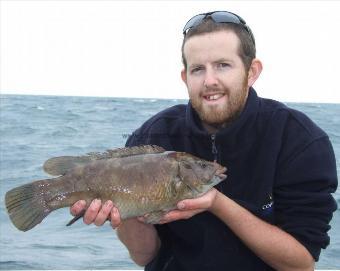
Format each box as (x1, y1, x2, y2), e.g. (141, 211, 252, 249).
(1, 0, 340, 103)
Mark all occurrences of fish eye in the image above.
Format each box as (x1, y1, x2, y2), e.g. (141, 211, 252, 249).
(183, 163, 192, 169)
(197, 161, 207, 168)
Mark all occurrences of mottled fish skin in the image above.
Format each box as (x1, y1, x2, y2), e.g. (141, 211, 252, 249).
(5, 145, 227, 231)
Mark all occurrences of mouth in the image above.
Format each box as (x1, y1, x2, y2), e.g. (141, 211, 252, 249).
(203, 93, 225, 102)
(215, 166, 227, 181)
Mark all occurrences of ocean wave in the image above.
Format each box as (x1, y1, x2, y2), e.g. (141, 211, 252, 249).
(48, 126, 79, 137)
(30, 243, 81, 251)
(132, 98, 159, 103)
(0, 260, 36, 269)
(0, 126, 37, 136)
(36, 105, 44, 110)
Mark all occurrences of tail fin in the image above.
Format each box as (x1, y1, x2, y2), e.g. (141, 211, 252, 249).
(5, 183, 52, 231)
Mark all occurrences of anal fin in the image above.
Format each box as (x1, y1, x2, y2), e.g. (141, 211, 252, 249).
(143, 211, 167, 224)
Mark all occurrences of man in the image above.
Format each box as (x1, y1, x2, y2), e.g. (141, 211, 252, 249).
(71, 11, 338, 270)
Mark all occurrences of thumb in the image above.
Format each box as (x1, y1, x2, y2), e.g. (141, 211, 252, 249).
(177, 189, 217, 210)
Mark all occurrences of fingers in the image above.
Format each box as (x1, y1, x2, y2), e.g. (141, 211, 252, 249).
(177, 188, 218, 211)
(93, 200, 113, 226)
(156, 189, 219, 224)
(159, 208, 205, 224)
(110, 207, 121, 229)
(70, 200, 87, 216)
(83, 199, 102, 224)
(81, 199, 121, 228)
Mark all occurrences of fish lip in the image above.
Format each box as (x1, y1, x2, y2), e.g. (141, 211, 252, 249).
(217, 173, 227, 181)
(215, 166, 227, 180)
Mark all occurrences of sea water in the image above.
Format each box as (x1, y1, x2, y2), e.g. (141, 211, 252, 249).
(0, 94, 339, 269)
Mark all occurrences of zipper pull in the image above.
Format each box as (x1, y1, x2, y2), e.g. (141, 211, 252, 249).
(211, 134, 218, 162)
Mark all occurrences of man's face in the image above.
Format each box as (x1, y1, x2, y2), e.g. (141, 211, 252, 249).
(182, 30, 250, 126)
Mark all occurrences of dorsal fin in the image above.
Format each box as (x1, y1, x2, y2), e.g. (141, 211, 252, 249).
(43, 145, 166, 176)
(86, 145, 166, 160)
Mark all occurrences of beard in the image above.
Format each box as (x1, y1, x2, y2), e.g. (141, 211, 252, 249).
(189, 77, 249, 127)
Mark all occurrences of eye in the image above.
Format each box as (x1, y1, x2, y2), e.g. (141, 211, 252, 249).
(199, 162, 207, 169)
(217, 62, 230, 69)
(183, 162, 192, 169)
(191, 66, 204, 74)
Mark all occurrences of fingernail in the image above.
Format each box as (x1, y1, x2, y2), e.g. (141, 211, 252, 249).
(178, 202, 185, 210)
(105, 201, 113, 208)
(77, 200, 84, 207)
(112, 207, 117, 217)
(91, 199, 100, 210)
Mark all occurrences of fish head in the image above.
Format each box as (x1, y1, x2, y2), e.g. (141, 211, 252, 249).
(168, 152, 227, 195)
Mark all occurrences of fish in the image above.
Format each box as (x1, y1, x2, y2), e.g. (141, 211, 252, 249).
(5, 145, 227, 232)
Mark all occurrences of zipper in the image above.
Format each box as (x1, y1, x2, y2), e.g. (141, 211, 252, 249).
(211, 133, 224, 194)
(211, 133, 218, 162)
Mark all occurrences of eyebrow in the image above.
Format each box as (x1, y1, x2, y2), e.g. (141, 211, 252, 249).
(188, 63, 204, 70)
(214, 58, 233, 64)
(188, 58, 234, 69)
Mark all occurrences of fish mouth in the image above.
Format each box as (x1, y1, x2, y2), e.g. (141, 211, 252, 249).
(215, 166, 227, 181)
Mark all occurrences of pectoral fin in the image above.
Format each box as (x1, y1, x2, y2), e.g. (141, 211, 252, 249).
(66, 210, 86, 226)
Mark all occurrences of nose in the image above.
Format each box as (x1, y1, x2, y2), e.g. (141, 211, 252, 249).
(203, 67, 218, 88)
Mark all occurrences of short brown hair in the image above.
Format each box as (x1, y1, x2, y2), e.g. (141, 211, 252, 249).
(181, 19, 256, 71)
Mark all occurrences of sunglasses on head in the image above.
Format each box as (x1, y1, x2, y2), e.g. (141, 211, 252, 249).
(182, 11, 255, 45)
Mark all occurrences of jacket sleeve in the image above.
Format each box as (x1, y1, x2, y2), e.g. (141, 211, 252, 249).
(125, 128, 144, 147)
(274, 136, 338, 261)
(125, 133, 138, 147)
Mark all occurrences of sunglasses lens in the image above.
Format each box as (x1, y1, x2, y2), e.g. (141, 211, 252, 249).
(183, 14, 206, 34)
(210, 11, 241, 24)
(183, 11, 245, 35)
(182, 11, 255, 45)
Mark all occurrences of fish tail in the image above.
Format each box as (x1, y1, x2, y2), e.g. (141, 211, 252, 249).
(5, 181, 52, 232)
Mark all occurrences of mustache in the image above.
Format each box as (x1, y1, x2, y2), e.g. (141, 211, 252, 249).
(200, 89, 227, 96)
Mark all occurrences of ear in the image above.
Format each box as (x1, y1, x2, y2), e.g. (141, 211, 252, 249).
(247, 58, 263, 87)
(181, 69, 187, 85)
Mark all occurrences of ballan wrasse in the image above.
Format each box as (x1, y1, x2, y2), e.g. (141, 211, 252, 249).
(5, 145, 227, 231)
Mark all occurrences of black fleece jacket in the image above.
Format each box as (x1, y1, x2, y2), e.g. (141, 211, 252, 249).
(126, 88, 338, 271)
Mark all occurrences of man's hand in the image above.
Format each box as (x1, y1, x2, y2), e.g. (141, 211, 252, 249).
(70, 199, 121, 228)
(153, 188, 218, 224)
(70, 188, 218, 228)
